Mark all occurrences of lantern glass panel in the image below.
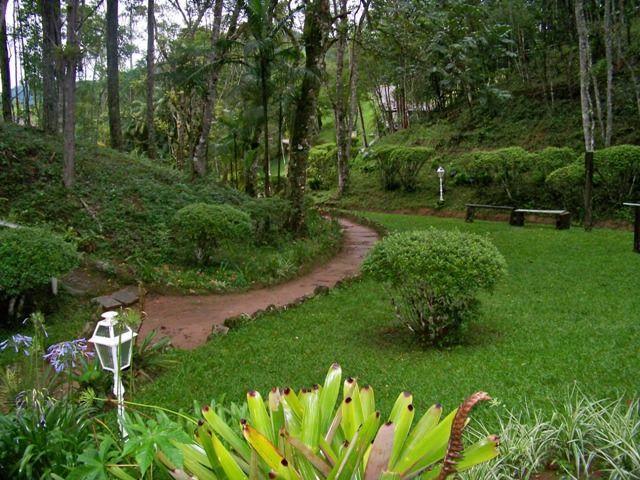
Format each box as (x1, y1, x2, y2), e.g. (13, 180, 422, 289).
(118, 340, 133, 369)
(96, 343, 115, 371)
(96, 324, 111, 338)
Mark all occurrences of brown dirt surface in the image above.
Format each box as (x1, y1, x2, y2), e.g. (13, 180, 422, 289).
(139, 218, 379, 349)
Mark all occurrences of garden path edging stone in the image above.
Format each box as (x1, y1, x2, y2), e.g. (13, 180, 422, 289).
(139, 218, 379, 349)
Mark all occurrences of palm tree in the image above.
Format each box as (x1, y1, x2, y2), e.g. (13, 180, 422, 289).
(243, 0, 297, 196)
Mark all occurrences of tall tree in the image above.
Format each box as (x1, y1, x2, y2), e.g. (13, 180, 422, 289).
(245, 0, 280, 196)
(192, 0, 241, 178)
(331, 0, 349, 196)
(62, 0, 79, 188)
(287, 0, 331, 232)
(106, 0, 123, 149)
(0, 0, 11, 122)
(40, 0, 61, 134)
(604, 0, 614, 147)
(146, 0, 156, 159)
(575, 0, 595, 231)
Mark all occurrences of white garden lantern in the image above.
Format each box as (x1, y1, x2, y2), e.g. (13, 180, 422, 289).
(89, 311, 137, 437)
(436, 166, 445, 202)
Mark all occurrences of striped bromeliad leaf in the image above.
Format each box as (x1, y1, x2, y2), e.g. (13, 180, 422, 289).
(160, 364, 499, 479)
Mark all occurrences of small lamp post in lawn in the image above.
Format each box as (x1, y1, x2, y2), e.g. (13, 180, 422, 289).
(436, 166, 445, 202)
(89, 311, 137, 438)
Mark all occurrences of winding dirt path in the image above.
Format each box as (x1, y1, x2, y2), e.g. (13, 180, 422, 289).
(139, 218, 379, 349)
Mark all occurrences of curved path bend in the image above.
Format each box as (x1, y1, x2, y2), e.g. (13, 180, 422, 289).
(139, 218, 379, 349)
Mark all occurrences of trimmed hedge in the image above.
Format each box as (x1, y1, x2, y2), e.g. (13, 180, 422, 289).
(546, 145, 640, 215)
(363, 228, 506, 345)
(0, 227, 78, 297)
(172, 203, 252, 265)
(370, 145, 435, 191)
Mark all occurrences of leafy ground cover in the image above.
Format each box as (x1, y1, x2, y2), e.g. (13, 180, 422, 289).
(139, 212, 640, 418)
(0, 124, 342, 294)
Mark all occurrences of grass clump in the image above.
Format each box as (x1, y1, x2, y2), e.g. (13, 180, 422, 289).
(363, 228, 506, 345)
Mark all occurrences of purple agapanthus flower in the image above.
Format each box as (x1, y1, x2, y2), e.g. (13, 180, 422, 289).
(0, 334, 33, 355)
(43, 338, 94, 373)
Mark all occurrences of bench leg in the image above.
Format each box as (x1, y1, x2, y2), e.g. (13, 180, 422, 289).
(465, 207, 475, 223)
(510, 211, 524, 226)
(556, 213, 571, 230)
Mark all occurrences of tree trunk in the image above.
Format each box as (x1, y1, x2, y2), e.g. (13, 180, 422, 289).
(62, 0, 79, 189)
(260, 56, 270, 196)
(277, 97, 283, 190)
(193, 0, 240, 177)
(16, 4, 30, 126)
(12, 0, 19, 121)
(604, 0, 614, 147)
(146, 0, 156, 159)
(575, 0, 595, 231)
(106, 0, 122, 149)
(0, 0, 11, 122)
(358, 102, 368, 147)
(287, 0, 331, 233)
(244, 129, 261, 197)
(333, 0, 349, 197)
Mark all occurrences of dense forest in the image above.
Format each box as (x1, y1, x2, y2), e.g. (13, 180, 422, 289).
(0, 0, 639, 227)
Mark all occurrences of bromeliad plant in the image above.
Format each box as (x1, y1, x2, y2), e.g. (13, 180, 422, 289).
(158, 364, 499, 479)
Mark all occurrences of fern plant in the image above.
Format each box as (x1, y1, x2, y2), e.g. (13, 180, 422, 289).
(157, 364, 499, 479)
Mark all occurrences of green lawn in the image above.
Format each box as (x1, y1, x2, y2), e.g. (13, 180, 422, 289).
(139, 212, 640, 417)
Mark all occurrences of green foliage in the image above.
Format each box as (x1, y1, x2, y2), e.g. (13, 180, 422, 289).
(545, 145, 640, 217)
(308, 143, 339, 190)
(0, 399, 95, 479)
(363, 229, 506, 344)
(530, 147, 577, 183)
(545, 162, 585, 213)
(151, 364, 498, 479)
(465, 147, 532, 202)
(463, 391, 640, 479)
(0, 227, 78, 297)
(594, 145, 640, 206)
(242, 197, 293, 244)
(0, 124, 246, 263)
(371, 145, 435, 191)
(172, 203, 252, 266)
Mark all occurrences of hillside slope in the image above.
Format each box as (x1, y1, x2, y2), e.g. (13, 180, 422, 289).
(1, 124, 246, 266)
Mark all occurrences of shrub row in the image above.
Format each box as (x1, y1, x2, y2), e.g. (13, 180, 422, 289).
(367, 145, 435, 191)
(446, 144, 640, 216)
(545, 145, 640, 216)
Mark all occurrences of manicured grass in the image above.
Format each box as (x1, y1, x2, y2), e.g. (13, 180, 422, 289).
(138, 212, 640, 417)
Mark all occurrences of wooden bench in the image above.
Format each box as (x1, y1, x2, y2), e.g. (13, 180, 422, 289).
(465, 204, 515, 223)
(511, 209, 571, 229)
(623, 202, 640, 252)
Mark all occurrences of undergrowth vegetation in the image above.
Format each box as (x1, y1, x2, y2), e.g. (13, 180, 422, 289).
(0, 124, 342, 293)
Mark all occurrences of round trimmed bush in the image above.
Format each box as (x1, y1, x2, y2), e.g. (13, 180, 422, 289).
(172, 203, 252, 265)
(0, 227, 78, 297)
(362, 229, 506, 345)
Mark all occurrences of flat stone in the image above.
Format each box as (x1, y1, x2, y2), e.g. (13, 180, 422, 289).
(92, 295, 122, 309)
(111, 286, 139, 306)
(211, 325, 229, 336)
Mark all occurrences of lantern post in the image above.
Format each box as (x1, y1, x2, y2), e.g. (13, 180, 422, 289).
(89, 311, 137, 438)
